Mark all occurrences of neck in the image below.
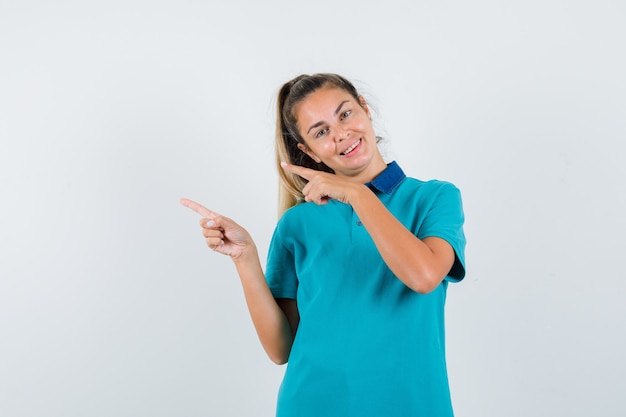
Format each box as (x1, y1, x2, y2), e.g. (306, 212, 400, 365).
(345, 153, 388, 184)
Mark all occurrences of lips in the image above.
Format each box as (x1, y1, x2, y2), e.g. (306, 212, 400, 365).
(340, 139, 361, 156)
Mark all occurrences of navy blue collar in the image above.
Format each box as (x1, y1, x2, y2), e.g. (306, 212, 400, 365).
(366, 161, 406, 194)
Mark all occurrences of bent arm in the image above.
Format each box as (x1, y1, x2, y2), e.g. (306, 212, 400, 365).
(350, 186, 456, 294)
(233, 244, 297, 364)
(180, 198, 297, 364)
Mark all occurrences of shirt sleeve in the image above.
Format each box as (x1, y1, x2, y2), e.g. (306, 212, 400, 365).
(265, 220, 299, 299)
(418, 182, 467, 282)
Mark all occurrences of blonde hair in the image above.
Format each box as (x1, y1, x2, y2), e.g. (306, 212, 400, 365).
(275, 73, 363, 217)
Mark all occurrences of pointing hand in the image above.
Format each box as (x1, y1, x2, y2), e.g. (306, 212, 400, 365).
(280, 161, 359, 205)
(180, 198, 252, 259)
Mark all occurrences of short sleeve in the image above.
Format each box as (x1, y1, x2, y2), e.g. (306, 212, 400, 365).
(265, 220, 299, 299)
(418, 182, 466, 282)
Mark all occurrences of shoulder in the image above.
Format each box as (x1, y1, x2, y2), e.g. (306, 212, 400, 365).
(277, 200, 346, 229)
(403, 176, 458, 189)
(385, 162, 460, 194)
(273, 201, 352, 250)
(397, 177, 462, 200)
(279, 201, 319, 222)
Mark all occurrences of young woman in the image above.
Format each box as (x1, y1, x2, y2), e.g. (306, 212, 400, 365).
(181, 73, 466, 416)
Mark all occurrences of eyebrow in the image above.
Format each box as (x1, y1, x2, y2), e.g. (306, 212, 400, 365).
(306, 100, 350, 134)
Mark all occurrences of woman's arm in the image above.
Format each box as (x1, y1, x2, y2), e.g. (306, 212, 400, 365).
(277, 166, 456, 294)
(232, 245, 298, 364)
(180, 198, 298, 364)
(348, 186, 455, 294)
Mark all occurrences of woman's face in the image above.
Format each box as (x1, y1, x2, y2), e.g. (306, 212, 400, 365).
(294, 87, 385, 180)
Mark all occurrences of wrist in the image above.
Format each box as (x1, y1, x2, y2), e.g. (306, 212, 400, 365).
(232, 241, 258, 264)
(348, 183, 373, 207)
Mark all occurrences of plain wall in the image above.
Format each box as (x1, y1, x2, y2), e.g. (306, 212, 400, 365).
(1, 1, 625, 416)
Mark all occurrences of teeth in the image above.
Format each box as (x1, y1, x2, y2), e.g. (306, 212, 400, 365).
(342, 139, 360, 155)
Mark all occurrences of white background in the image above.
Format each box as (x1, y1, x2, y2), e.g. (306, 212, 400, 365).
(1, 1, 625, 416)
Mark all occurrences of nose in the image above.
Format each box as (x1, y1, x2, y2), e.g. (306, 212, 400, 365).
(333, 125, 348, 141)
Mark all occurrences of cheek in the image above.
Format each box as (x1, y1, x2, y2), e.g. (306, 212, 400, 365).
(305, 138, 329, 153)
(346, 117, 367, 133)
(318, 140, 337, 155)
(356, 117, 372, 131)
(299, 140, 327, 162)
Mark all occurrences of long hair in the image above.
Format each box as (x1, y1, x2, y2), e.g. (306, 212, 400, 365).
(275, 73, 363, 216)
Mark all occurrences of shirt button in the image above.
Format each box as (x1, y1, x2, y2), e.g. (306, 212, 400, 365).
(356, 220, 363, 226)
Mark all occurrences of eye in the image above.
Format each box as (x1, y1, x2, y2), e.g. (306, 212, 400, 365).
(340, 110, 351, 119)
(315, 128, 328, 138)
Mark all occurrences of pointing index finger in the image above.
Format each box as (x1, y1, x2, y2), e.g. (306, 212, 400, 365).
(280, 161, 319, 181)
(180, 198, 217, 219)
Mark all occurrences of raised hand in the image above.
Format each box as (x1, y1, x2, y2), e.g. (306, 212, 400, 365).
(280, 161, 361, 205)
(180, 198, 253, 259)
(181, 197, 297, 362)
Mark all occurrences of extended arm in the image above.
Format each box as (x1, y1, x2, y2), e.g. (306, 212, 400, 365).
(232, 245, 298, 364)
(180, 198, 298, 364)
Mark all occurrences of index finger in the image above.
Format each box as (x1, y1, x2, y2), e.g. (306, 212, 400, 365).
(180, 197, 217, 219)
(280, 161, 323, 181)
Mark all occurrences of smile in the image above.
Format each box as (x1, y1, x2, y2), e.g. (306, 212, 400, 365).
(340, 139, 361, 156)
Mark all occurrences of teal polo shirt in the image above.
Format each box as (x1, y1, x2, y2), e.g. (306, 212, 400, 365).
(265, 161, 466, 417)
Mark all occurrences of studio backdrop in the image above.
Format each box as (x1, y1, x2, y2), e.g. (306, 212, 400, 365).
(1, 1, 625, 416)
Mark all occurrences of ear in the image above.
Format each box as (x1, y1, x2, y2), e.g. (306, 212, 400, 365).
(358, 95, 371, 119)
(297, 143, 322, 163)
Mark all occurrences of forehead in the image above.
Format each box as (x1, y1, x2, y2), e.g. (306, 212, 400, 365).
(295, 87, 355, 123)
